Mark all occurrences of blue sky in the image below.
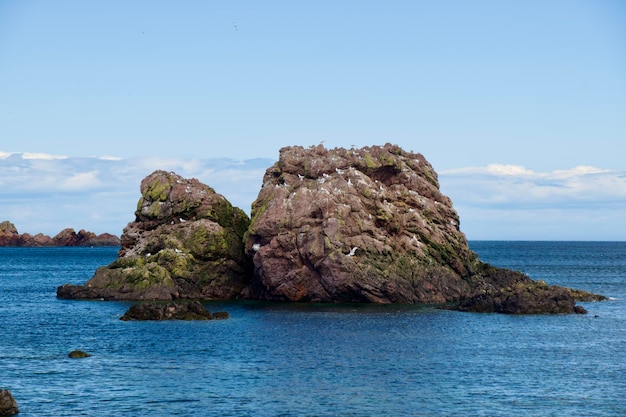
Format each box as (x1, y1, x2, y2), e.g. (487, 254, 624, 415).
(1, 1, 625, 240)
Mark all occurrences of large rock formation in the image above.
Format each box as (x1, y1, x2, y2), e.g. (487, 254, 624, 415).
(243, 144, 533, 303)
(57, 145, 603, 314)
(0, 220, 120, 246)
(57, 170, 252, 301)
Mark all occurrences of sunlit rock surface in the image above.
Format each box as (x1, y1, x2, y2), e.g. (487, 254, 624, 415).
(57, 170, 252, 300)
(57, 145, 603, 314)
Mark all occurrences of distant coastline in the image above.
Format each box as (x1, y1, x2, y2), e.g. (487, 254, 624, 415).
(0, 220, 120, 247)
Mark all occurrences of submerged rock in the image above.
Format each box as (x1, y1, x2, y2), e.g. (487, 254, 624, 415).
(0, 389, 18, 417)
(120, 301, 227, 321)
(57, 170, 253, 301)
(68, 350, 91, 359)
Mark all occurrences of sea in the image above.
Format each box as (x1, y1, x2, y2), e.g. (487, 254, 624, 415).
(1, 241, 624, 416)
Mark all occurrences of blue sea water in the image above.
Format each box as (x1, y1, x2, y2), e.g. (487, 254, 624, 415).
(0, 242, 624, 416)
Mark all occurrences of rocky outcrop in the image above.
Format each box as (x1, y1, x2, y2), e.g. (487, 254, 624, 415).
(454, 280, 607, 314)
(0, 389, 18, 417)
(244, 144, 531, 303)
(57, 170, 253, 301)
(120, 301, 228, 321)
(56, 145, 603, 314)
(0, 221, 120, 246)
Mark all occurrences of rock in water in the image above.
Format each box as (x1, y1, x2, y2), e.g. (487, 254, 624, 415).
(56, 145, 604, 314)
(0, 389, 18, 417)
(120, 301, 225, 321)
(244, 144, 529, 303)
(68, 350, 91, 359)
(57, 170, 253, 301)
(455, 280, 606, 314)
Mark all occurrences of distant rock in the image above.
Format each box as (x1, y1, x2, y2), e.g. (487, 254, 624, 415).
(0, 389, 18, 417)
(0, 220, 120, 247)
(120, 301, 227, 321)
(56, 145, 604, 315)
(57, 170, 253, 301)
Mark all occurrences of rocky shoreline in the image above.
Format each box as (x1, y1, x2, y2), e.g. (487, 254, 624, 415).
(0, 221, 120, 247)
(56, 144, 605, 314)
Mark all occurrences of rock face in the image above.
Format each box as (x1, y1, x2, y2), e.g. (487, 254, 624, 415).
(0, 220, 120, 246)
(57, 170, 253, 301)
(120, 301, 228, 321)
(244, 144, 531, 303)
(0, 389, 18, 417)
(56, 145, 603, 314)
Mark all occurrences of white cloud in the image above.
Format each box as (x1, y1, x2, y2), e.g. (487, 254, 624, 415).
(439, 165, 626, 240)
(61, 171, 102, 191)
(486, 164, 536, 176)
(21, 152, 68, 160)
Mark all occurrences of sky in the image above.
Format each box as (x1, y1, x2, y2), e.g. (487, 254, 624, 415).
(1, 1, 625, 240)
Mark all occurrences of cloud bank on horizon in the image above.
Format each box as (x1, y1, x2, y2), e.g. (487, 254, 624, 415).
(1, 150, 624, 241)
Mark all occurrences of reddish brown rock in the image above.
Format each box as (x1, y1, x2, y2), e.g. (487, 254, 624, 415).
(243, 144, 530, 303)
(56, 146, 604, 314)
(243, 144, 602, 312)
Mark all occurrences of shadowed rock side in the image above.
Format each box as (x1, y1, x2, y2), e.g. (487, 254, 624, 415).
(57, 170, 253, 301)
(455, 280, 606, 314)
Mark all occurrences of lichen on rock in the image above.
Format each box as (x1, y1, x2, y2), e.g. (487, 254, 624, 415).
(244, 143, 520, 303)
(56, 146, 604, 314)
(57, 170, 253, 301)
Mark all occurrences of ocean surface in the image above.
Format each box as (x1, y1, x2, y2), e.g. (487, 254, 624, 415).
(1, 242, 624, 416)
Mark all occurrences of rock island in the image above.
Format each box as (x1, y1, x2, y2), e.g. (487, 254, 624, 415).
(57, 144, 604, 314)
